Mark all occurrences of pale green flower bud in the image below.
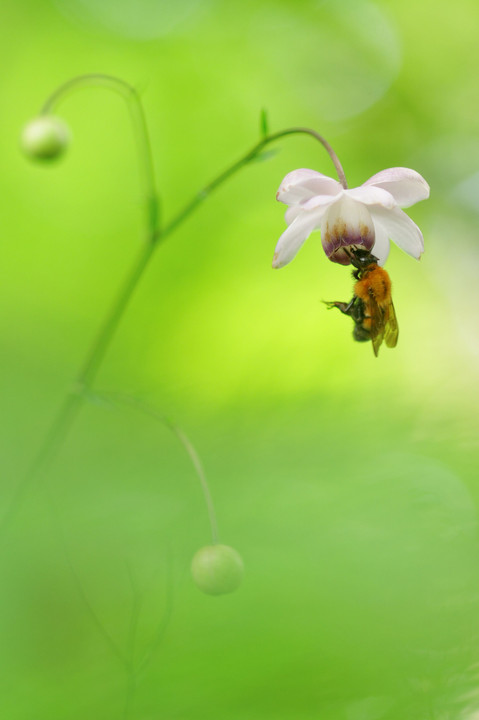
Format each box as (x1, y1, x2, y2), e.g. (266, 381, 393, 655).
(21, 116, 70, 160)
(191, 544, 244, 596)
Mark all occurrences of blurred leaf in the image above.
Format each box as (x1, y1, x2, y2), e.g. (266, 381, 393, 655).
(260, 107, 269, 138)
(250, 147, 279, 164)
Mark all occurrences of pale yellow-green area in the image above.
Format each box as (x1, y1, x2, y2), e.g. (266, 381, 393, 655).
(1, 1, 479, 718)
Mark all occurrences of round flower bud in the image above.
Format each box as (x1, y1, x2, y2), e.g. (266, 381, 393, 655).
(21, 116, 70, 160)
(191, 544, 244, 596)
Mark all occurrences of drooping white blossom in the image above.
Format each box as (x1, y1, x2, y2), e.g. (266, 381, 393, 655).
(273, 167, 430, 268)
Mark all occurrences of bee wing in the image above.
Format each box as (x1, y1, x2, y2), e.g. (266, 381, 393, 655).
(371, 327, 384, 357)
(384, 299, 399, 348)
(369, 298, 398, 356)
(368, 299, 385, 357)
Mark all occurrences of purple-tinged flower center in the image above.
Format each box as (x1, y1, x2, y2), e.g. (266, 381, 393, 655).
(321, 198, 375, 265)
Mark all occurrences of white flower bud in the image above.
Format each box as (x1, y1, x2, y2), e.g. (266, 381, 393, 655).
(21, 116, 70, 160)
(191, 544, 244, 596)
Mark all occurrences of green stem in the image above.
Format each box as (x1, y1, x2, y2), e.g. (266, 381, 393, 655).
(46, 485, 128, 667)
(136, 546, 174, 679)
(42, 73, 160, 235)
(99, 392, 220, 545)
(3, 76, 347, 537)
(125, 561, 142, 671)
(170, 422, 219, 544)
(123, 672, 137, 720)
(123, 562, 142, 720)
(76, 242, 155, 389)
(160, 126, 347, 241)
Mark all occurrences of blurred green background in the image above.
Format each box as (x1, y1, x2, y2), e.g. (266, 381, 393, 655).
(1, 0, 479, 718)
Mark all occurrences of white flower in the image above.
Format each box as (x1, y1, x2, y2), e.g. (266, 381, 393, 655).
(273, 167, 430, 268)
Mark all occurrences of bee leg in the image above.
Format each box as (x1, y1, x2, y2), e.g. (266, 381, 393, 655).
(324, 297, 358, 317)
(343, 296, 357, 313)
(324, 300, 351, 315)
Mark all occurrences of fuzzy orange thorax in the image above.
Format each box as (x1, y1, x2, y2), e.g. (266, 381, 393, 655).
(354, 265, 392, 308)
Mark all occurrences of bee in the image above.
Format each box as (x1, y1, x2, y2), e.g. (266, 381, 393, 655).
(325, 248, 399, 356)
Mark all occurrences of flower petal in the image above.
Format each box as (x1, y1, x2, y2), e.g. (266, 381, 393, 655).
(370, 222, 390, 266)
(302, 194, 341, 211)
(321, 196, 375, 263)
(272, 208, 325, 269)
(345, 185, 396, 209)
(276, 169, 343, 206)
(285, 193, 336, 225)
(369, 205, 424, 260)
(363, 167, 430, 208)
(285, 206, 302, 225)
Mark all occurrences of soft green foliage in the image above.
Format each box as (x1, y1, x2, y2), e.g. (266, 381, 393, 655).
(1, 0, 479, 718)
(260, 108, 269, 139)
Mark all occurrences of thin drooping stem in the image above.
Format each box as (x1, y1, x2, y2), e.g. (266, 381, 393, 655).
(0, 243, 155, 538)
(42, 74, 160, 235)
(125, 562, 142, 671)
(45, 481, 173, 712)
(160, 126, 347, 241)
(0, 73, 160, 538)
(76, 243, 155, 389)
(46, 486, 127, 667)
(136, 545, 174, 679)
(3, 73, 348, 537)
(123, 562, 143, 720)
(98, 391, 219, 545)
(169, 423, 219, 543)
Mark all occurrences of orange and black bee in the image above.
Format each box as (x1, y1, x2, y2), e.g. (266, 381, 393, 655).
(326, 248, 399, 356)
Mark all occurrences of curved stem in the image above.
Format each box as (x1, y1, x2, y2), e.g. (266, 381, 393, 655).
(170, 422, 219, 543)
(160, 126, 347, 241)
(125, 561, 142, 671)
(269, 127, 347, 189)
(76, 242, 154, 389)
(101, 391, 220, 545)
(42, 73, 160, 237)
(46, 485, 128, 667)
(0, 241, 155, 538)
(136, 545, 174, 679)
(123, 561, 142, 720)
(3, 107, 346, 539)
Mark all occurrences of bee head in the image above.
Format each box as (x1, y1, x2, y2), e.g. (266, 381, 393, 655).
(349, 247, 379, 270)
